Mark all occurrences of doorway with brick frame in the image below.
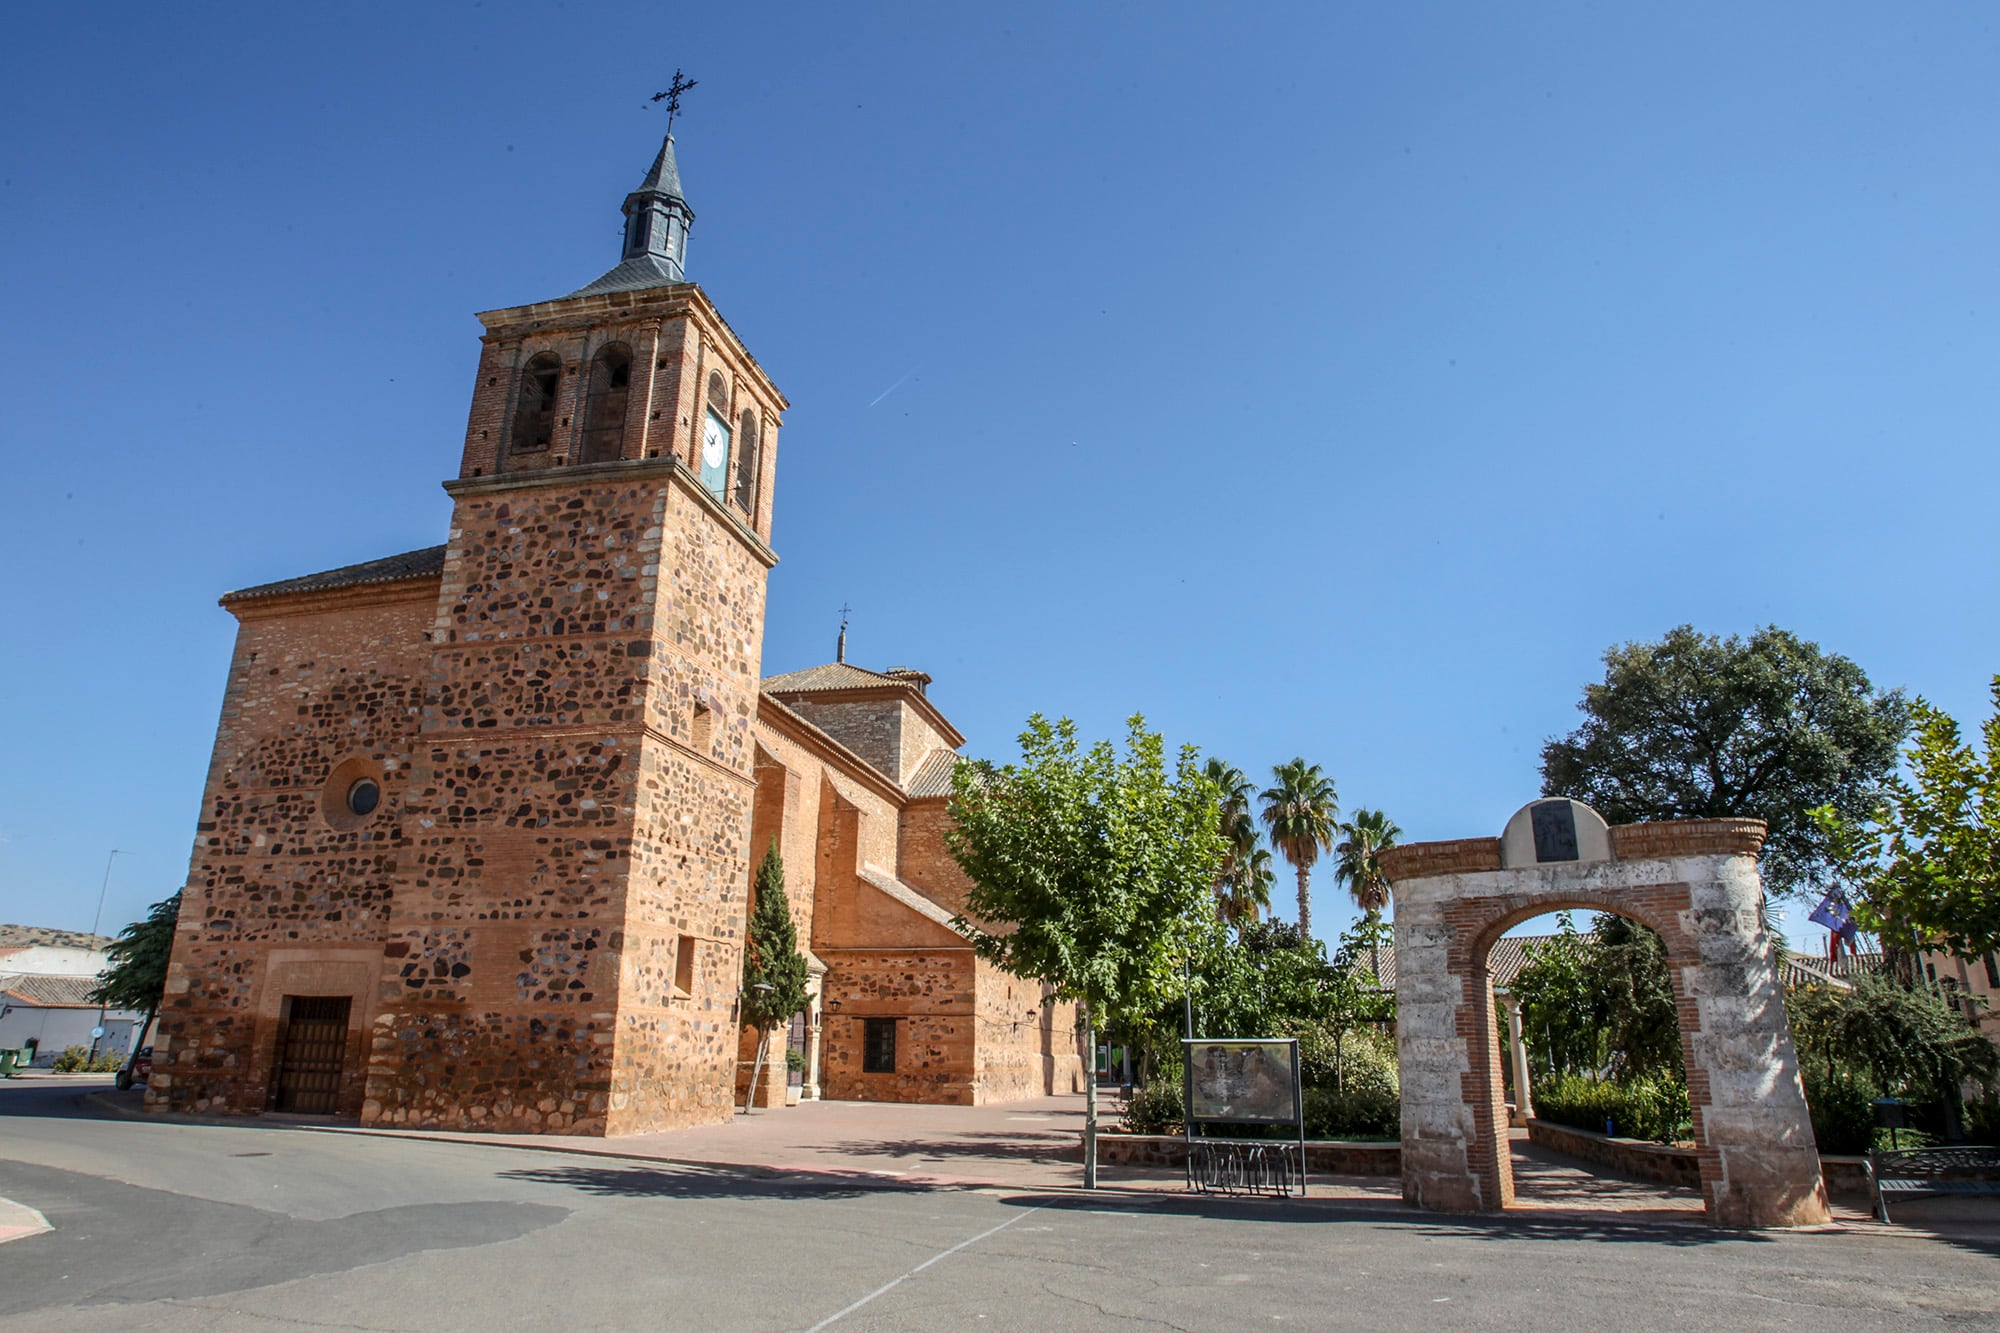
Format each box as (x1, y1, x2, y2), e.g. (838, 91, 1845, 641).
(1378, 799, 1830, 1229)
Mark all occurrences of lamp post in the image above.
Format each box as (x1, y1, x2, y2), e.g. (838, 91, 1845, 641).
(86, 849, 126, 1062)
(742, 981, 774, 1114)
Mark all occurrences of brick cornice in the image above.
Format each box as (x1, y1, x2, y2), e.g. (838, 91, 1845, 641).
(442, 454, 778, 569)
(767, 683, 969, 752)
(1380, 818, 1769, 885)
(1379, 838, 1503, 883)
(475, 282, 787, 412)
(224, 576, 441, 622)
(1609, 818, 1767, 861)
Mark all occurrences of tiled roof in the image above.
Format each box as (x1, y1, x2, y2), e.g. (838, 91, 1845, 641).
(568, 255, 687, 299)
(0, 925, 114, 951)
(222, 545, 446, 603)
(1353, 936, 1544, 990)
(1821, 951, 1885, 979)
(1780, 954, 1855, 990)
(905, 750, 960, 799)
(761, 662, 905, 695)
(0, 973, 102, 1008)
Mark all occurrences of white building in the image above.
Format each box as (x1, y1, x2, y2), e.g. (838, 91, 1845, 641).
(0, 925, 146, 1065)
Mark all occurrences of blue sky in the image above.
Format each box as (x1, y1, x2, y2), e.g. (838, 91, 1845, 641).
(3, 3, 1995, 949)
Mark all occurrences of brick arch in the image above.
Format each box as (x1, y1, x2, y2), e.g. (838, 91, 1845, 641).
(1452, 887, 1704, 1218)
(1382, 813, 1830, 1229)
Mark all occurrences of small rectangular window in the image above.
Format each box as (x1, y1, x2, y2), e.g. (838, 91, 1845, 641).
(862, 1017, 896, 1073)
(1985, 953, 1999, 989)
(675, 934, 696, 996)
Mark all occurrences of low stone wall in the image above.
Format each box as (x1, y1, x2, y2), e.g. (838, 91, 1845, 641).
(1096, 1133, 1400, 1176)
(1818, 1156, 1872, 1197)
(1528, 1119, 1703, 1188)
(1530, 1120, 1873, 1197)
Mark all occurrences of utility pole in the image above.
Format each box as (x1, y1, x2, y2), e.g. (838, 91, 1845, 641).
(86, 849, 126, 1061)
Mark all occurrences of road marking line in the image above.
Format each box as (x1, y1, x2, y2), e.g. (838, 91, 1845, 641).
(804, 1205, 1044, 1331)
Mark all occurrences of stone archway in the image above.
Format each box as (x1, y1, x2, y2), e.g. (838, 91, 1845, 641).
(1379, 800, 1829, 1228)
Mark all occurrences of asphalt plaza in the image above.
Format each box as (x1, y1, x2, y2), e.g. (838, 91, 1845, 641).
(3, 1076, 1998, 1330)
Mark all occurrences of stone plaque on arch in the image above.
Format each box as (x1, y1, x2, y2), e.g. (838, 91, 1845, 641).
(1378, 801, 1829, 1229)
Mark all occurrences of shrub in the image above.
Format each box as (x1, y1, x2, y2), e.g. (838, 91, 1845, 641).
(89, 1050, 126, 1072)
(1964, 1094, 2000, 1146)
(1123, 1072, 1183, 1135)
(1800, 1066, 1878, 1155)
(51, 1045, 91, 1073)
(1303, 1082, 1399, 1139)
(1534, 1072, 1691, 1144)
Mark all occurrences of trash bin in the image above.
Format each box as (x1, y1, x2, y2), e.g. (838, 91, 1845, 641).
(0, 1049, 22, 1078)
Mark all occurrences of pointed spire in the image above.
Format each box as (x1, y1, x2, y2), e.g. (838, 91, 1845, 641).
(567, 132, 697, 298)
(836, 603, 851, 663)
(635, 133, 685, 202)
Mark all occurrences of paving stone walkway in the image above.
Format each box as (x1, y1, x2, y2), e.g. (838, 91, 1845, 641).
(85, 1081, 1887, 1225)
(87, 1076, 1988, 1236)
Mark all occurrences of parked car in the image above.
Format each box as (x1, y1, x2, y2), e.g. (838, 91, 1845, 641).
(114, 1046, 152, 1092)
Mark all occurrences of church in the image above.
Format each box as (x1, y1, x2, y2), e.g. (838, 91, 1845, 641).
(148, 126, 1085, 1135)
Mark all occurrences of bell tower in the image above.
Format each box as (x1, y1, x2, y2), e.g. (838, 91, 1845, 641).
(361, 129, 788, 1136)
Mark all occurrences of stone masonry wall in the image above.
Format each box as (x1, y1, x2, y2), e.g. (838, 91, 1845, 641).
(610, 477, 769, 1135)
(780, 695, 906, 785)
(972, 960, 1084, 1101)
(361, 461, 767, 1135)
(820, 949, 977, 1103)
(151, 587, 435, 1118)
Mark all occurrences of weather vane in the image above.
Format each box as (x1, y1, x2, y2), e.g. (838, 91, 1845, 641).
(649, 69, 699, 138)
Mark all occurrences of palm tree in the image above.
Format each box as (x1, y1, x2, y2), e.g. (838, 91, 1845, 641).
(1205, 759, 1261, 925)
(1219, 844, 1275, 929)
(1334, 808, 1402, 980)
(1260, 758, 1339, 937)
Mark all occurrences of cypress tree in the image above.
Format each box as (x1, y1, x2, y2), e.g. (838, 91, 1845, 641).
(741, 842, 809, 1036)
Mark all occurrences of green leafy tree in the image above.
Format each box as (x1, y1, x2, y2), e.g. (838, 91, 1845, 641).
(1187, 920, 1329, 1043)
(1585, 915, 1680, 1080)
(1787, 975, 1997, 1124)
(1509, 914, 1603, 1079)
(948, 714, 1223, 1187)
(1260, 758, 1339, 937)
(1541, 625, 1907, 899)
(740, 844, 809, 1107)
(1333, 808, 1401, 978)
(1860, 681, 2000, 958)
(88, 890, 180, 1071)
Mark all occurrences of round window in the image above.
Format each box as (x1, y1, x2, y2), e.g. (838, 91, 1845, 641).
(346, 778, 381, 817)
(322, 756, 389, 830)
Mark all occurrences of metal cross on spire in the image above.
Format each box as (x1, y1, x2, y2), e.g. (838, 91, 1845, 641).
(649, 69, 699, 138)
(836, 603, 851, 664)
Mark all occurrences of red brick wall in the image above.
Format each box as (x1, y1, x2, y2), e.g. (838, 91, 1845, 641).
(896, 799, 975, 922)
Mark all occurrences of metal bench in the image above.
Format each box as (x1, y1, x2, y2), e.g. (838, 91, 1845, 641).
(1870, 1146, 2000, 1222)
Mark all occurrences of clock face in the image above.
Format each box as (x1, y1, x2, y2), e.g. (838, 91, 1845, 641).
(702, 413, 729, 469)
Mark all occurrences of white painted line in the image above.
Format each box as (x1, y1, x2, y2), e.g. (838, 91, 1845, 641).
(804, 1205, 1044, 1332)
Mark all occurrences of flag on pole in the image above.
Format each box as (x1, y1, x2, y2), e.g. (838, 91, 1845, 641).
(1809, 890, 1859, 946)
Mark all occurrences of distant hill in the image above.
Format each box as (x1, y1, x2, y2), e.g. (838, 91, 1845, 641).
(0, 924, 117, 952)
